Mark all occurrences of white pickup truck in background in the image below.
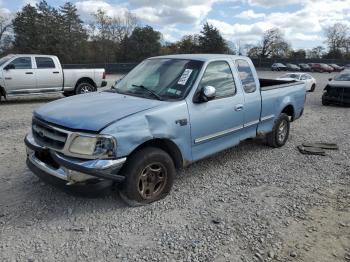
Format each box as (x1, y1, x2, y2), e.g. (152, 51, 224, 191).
(0, 54, 107, 100)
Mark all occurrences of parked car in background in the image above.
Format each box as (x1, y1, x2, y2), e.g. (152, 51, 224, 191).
(286, 63, 301, 71)
(298, 63, 312, 72)
(271, 63, 288, 71)
(328, 64, 344, 72)
(0, 54, 107, 101)
(322, 71, 350, 106)
(343, 64, 350, 71)
(25, 54, 306, 205)
(277, 73, 316, 92)
(309, 63, 334, 73)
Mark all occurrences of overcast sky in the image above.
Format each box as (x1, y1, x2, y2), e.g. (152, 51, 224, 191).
(2, 0, 350, 49)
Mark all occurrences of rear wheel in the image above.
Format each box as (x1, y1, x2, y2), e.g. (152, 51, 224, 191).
(266, 113, 290, 148)
(75, 82, 96, 95)
(120, 147, 175, 206)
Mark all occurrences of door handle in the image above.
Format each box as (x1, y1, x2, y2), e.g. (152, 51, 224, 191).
(25, 72, 33, 74)
(53, 71, 59, 74)
(234, 104, 244, 111)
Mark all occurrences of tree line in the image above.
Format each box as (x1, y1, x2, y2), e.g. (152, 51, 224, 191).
(247, 24, 350, 60)
(0, 0, 349, 63)
(0, 1, 230, 64)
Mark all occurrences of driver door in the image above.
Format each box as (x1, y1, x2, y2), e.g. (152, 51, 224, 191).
(3, 56, 36, 93)
(188, 60, 245, 161)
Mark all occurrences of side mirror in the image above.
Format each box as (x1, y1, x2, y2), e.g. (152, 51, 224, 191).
(201, 86, 216, 102)
(193, 86, 216, 103)
(111, 78, 122, 89)
(4, 64, 15, 70)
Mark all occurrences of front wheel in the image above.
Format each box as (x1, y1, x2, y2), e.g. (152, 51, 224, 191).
(322, 93, 330, 106)
(266, 113, 290, 148)
(120, 147, 175, 206)
(75, 82, 96, 95)
(310, 84, 316, 92)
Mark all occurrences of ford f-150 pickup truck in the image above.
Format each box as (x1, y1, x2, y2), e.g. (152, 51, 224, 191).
(0, 54, 107, 101)
(25, 54, 306, 205)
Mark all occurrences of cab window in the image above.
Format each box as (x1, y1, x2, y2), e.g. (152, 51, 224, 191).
(236, 59, 257, 93)
(199, 61, 236, 99)
(36, 57, 56, 69)
(8, 57, 32, 69)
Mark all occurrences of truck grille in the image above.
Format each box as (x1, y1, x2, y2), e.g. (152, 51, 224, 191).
(32, 118, 68, 150)
(328, 87, 350, 100)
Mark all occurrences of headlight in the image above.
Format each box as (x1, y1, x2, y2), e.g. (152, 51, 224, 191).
(69, 135, 116, 159)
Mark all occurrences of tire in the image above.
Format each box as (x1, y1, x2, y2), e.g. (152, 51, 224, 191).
(310, 84, 316, 92)
(75, 82, 96, 95)
(266, 113, 290, 148)
(120, 147, 175, 206)
(322, 94, 330, 106)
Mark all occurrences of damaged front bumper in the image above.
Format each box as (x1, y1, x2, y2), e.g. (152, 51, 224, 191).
(25, 132, 126, 185)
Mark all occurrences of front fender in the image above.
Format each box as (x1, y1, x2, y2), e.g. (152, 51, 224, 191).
(101, 101, 192, 164)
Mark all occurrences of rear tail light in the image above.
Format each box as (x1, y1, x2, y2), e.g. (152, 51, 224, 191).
(102, 72, 106, 79)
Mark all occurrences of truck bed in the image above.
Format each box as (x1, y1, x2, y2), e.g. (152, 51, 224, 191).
(259, 78, 299, 91)
(257, 78, 306, 135)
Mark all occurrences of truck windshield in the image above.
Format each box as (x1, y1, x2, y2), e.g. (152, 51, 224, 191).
(114, 58, 204, 100)
(334, 73, 350, 81)
(0, 55, 14, 67)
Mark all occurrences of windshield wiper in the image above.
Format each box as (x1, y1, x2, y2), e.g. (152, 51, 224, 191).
(132, 84, 163, 100)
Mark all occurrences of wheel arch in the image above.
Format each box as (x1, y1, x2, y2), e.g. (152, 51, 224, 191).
(127, 138, 185, 169)
(75, 77, 97, 90)
(281, 104, 295, 122)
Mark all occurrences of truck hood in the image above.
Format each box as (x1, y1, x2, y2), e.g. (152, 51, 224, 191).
(34, 92, 164, 132)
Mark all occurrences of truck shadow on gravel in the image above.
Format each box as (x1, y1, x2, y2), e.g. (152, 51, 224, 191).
(0, 96, 62, 105)
(3, 139, 271, 226)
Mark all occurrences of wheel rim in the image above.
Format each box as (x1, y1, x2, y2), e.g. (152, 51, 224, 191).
(137, 163, 167, 200)
(277, 120, 288, 143)
(80, 85, 94, 93)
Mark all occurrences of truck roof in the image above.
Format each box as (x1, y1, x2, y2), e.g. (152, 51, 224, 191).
(149, 54, 249, 62)
(7, 54, 57, 57)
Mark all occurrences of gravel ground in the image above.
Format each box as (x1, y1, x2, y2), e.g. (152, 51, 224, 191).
(0, 71, 349, 262)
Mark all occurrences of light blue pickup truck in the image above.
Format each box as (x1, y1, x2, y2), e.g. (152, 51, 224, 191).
(25, 54, 306, 205)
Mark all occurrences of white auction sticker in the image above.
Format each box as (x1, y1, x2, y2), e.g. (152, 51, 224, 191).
(177, 69, 193, 85)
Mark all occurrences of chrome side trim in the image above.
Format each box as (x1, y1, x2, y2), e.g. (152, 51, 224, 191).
(244, 120, 260, 128)
(7, 91, 63, 97)
(261, 114, 275, 122)
(8, 87, 63, 94)
(194, 125, 243, 144)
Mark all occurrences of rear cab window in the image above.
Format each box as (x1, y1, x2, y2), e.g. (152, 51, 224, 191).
(199, 61, 236, 99)
(35, 57, 56, 69)
(236, 59, 257, 93)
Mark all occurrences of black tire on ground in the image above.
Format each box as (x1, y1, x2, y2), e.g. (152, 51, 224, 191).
(120, 147, 175, 206)
(75, 82, 96, 95)
(310, 84, 316, 92)
(322, 94, 330, 106)
(266, 113, 290, 148)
